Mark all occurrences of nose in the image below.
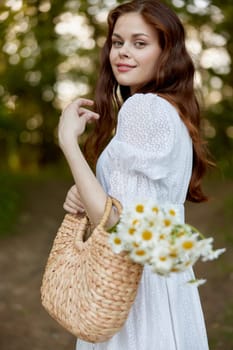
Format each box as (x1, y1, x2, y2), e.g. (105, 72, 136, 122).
(118, 43, 130, 58)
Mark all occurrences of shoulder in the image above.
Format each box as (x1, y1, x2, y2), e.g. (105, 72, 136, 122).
(119, 93, 181, 130)
(120, 93, 179, 118)
(120, 93, 154, 114)
(116, 94, 179, 146)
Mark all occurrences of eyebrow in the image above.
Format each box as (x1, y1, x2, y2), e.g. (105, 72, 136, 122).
(112, 33, 150, 39)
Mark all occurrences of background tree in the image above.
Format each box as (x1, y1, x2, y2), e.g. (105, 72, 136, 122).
(0, 0, 232, 175)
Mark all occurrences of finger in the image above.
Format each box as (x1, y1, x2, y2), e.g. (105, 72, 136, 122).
(67, 190, 80, 204)
(63, 202, 85, 214)
(64, 198, 79, 210)
(65, 194, 84, 209)
(62, 99, 94, 117)
(79, 108, 99, 119)
(79, 108, 99, 116)
(73, 98, 94, 108)
(63, 202, 77, 214)
(81, 112, 100, 123)
(67, 185, 84, 203)
(69, 184, 79, 196)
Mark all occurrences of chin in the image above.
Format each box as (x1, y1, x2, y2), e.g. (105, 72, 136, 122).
(116, 79, 137, 87)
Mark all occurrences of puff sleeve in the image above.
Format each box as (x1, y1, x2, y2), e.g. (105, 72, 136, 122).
(102, 93, 185, 204)
(111, 93, 180, 179)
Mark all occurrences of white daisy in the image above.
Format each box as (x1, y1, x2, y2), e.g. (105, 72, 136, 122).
(162, 204, 181, 224)
(130, 246, 150, 264)
(108, 233, 124, 254)
(151, 256, 173, 275)
(201, 247, 226, 262)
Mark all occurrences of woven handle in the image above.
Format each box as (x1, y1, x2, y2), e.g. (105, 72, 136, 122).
(99, 197, 122, 228)
(73, 215, 89, 247)
(74, 197, 122, 250)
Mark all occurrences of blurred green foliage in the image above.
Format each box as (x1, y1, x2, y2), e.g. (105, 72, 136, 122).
(0, 172, 22, 236)
(0, 0, 232, 174)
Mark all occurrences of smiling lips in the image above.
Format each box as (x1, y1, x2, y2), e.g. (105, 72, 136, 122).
(116, 63, 136, 72)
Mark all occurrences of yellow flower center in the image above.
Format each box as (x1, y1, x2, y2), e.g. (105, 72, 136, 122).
(128, 228, 136, 235)
(114, 237, 122, 245)
(169, 250, 178, 258)
(159, 234, 165, 240)
(164, 219, 171, 227)
(135, 250, 146, 256)
(182, 241, 194, 250)
(169, 209, 176, 216)
(159, 256, 167, 261)
(135, 204, 144, 213)
(152, 206, 159, 213)
(142, 230, 153, 241)
(171, 267, 179, 272)
(132, 219, 139, 226)
(133, 242, 139, 248)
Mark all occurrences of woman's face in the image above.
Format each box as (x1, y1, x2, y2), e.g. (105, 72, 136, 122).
(109, 12, 162, 93)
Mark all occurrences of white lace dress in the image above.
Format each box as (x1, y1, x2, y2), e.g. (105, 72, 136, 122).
(76, 93, 209, 350)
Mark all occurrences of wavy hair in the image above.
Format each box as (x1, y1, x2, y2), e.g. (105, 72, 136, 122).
(84, 0, 212, 202)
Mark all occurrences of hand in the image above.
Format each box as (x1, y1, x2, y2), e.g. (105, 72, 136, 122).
(63, 185, 85, 214)
(58, 98, 99, 147)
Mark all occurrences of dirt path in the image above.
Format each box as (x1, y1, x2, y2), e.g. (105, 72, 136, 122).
(0, 178, 232, 350)
(185, 180, 233, 350)
(0, 179, 76, 350)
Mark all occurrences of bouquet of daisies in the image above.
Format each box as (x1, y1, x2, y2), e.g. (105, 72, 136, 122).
(109, 200, 225, 285)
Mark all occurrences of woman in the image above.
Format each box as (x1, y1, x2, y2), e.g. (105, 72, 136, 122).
(58, 1, 210, 349)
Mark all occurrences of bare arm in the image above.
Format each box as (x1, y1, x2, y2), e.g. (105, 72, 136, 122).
(58, 98, 119, 228)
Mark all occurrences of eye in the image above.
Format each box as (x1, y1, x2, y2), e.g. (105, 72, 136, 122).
(112, 40, 123, 48)
(134, 41, 147, 48)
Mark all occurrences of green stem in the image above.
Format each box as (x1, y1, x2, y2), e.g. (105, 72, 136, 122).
(188, 224, 205, 240)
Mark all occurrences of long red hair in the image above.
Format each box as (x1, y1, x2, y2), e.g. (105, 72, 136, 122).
(84, 0, 212, 202)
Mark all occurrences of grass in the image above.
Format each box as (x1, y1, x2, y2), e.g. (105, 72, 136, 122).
(0, 164, 72, 238)
(0, 172, 24, 237)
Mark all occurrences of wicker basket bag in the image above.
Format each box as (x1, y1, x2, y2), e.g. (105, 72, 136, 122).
(41, 197, 143, 343)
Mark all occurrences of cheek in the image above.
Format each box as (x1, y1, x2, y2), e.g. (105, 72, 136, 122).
(137, 49, 157, 64)
(109, 49, 115, 67)
(144, 51, 161, 70)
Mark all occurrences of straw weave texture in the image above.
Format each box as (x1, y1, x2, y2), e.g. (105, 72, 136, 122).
(41, 198, 143, 343)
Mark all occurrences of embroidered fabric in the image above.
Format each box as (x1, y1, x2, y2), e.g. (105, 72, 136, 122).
(76, 93, 209, 350)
